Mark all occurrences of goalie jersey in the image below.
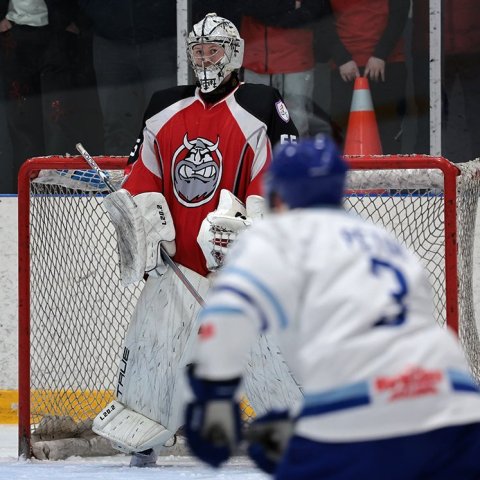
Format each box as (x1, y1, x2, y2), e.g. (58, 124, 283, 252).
(122, 82, 298, 277)
(194, 208, 480, 442)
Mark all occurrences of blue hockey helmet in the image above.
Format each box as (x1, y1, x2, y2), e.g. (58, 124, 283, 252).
(264, 135, 348, 209)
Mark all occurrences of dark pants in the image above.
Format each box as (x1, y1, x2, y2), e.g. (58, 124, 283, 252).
(0, 65, 13, 193)
(0, 24, 78, 191)
(413, 52, 480, 162)
(277, 423, 480, 480)
(331, 62, 407, 155)
(93, 35, 177, 155)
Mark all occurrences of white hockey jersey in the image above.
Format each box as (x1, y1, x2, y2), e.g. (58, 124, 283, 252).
(193, 207, 480, 442)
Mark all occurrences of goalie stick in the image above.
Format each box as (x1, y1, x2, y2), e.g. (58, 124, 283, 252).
(75, 142, 206, 307)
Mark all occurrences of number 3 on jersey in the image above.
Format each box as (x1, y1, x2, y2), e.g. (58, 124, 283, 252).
(370, 258, 408, 327)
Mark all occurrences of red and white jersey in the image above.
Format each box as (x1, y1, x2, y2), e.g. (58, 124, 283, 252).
(123, 83, 298, 276)
(194, 208, 480, 442)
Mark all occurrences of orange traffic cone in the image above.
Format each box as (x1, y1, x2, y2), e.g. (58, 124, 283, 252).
(344, 77, 383, 155)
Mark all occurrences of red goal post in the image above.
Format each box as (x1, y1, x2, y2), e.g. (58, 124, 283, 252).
(17, 154, 480, 459)
(346, 155, 460, 330)
(18, 156, 131, 459)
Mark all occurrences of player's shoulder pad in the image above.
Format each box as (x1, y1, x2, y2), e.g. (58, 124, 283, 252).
(143, 85, 197, 122)
(234, 83, 286, 124)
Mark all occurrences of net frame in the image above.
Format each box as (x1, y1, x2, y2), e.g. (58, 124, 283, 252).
(346, 155, 460, 331)
(17, 154, 480, 458)
(18, 156, 129, 458)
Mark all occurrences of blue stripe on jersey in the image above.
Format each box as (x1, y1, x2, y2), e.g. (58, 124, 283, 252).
(220, 266, 289, 329)
(198, 305, 246, 319)
(211, 285, 269, 331)
(298, 370, 480, 419)
(447, 369, 480, 393)
(299, 382, 371, 417)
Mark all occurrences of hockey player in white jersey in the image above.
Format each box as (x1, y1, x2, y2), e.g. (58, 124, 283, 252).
(184, 136, 480, 479)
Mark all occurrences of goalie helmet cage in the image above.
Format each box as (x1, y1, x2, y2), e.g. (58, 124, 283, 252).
(17, 154, 480, 459)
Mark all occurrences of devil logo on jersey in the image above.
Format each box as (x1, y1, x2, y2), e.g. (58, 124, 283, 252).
(172, 134, 222, 206)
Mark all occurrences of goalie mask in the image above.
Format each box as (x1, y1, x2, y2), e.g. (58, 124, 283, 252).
(187, 13, 244, 93)
(264, 135, 348, 209)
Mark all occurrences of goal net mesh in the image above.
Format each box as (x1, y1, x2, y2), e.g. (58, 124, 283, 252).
(19, 156, 480, 459)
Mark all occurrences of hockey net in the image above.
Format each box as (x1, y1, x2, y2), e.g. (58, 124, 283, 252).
(18, 154, 480, 459)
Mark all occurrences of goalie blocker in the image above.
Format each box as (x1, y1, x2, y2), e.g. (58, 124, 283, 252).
(103, 189, 176, 286)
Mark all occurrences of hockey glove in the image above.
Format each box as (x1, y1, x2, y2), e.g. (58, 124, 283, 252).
(246, 409, 294, 474)
(197, 189, 253, 271)
(134, 191, 176, 277)
(185, 365, 242, 468)
(103, 189, 176, 285)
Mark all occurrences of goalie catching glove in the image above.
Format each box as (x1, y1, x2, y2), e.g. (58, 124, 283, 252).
(197, 190, 265, 271)
(184, 365, 242, 468)
(103, 189, 176, 285)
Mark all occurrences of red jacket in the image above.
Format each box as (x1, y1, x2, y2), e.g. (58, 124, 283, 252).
(412, 0, 480, 56)
(330, 0, 405, 67)
(241, 15, 314, 74)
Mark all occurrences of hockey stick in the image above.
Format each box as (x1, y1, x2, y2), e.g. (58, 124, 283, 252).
(75, 142, 206, 307)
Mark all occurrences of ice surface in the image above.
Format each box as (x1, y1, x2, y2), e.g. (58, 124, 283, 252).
(0, 425, 268, 479)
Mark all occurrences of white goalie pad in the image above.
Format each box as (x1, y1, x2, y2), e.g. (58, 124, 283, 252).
(110, 266, 212, 441)
(103, 189, 146, 286)
(197, 189, 253, 271)
(244, 333, 303, 417)
(92, 400, 173, 453)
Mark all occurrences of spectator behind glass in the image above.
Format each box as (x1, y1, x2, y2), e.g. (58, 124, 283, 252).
(240, 0, 329, 137)
(0, 54, 12, 188)
(192, 1, 241, 29)
(0, 0, 80, 193)
(412, 0, 480, 163)
(324, 0, 409, 154)
(78, 0, 177, 155)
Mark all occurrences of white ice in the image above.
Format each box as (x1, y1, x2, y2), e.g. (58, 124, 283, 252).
(0, 425, 268, 479)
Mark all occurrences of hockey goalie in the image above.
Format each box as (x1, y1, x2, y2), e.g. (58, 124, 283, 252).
(92, 12, 302, 466)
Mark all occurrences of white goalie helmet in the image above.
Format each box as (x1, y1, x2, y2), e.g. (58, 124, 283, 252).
(187, 13, 244, 93)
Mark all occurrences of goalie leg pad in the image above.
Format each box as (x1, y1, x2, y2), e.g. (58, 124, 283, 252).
(112, 266, 211, 440)
(93, 400, 173, 453)
(243, 333, 303, 417)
